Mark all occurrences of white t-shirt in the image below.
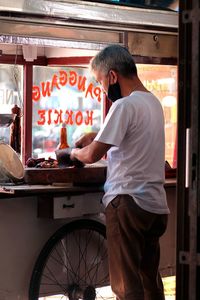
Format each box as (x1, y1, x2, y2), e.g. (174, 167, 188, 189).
(95, 91, 170, 214)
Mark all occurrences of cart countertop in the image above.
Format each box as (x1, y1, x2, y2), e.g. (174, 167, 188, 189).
(0, 183, 104, 197)
(0, 178, 176, 197)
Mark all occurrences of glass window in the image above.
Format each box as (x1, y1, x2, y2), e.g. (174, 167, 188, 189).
(137, 64, 177, 168)
(32, 64, 177, 166)
(32, 66, 103, 158)
(0, 64, 23, 144)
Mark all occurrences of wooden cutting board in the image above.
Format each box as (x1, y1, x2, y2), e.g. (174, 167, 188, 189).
(24, 165, 107, 185)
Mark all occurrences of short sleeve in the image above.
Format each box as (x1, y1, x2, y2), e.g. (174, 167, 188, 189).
(95, 101, 131, 147)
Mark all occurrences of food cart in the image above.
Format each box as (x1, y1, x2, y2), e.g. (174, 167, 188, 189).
(0, 152, 176, 300)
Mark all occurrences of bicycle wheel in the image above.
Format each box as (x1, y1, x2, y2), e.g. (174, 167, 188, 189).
(29, 219, 109, 300)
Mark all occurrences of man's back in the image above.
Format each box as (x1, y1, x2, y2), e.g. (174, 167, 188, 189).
(95, 91, 169, 214)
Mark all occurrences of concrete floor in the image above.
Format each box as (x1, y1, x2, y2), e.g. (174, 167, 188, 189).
(39, 276, 176, 300)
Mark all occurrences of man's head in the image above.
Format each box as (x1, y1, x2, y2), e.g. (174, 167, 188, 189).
(90, 45, 137, 102)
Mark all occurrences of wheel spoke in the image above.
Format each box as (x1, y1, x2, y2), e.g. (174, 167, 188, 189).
(41, 264, 68, 294)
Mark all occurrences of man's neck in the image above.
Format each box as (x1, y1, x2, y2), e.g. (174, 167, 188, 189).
(120, 76, 149, 97)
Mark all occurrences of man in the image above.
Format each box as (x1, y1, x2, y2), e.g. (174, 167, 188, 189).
(70, 45, 169, 300)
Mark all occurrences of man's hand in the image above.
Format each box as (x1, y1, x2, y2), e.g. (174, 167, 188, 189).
(70, 148, 79, 161)
(75, 132, 97, 148)
(70, 141, 111, 164)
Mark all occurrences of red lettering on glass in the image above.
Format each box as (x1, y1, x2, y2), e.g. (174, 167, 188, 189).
(75, 111, 83, 125)
(64, 110, 74, 125)
(36, 109, 95, 126)
(69, 71, 77, 86)
(94, 87, 102, 102)
(37, 110, 46, 125)
(54, 109, 63, 124)
(32, 86, 41, 102)
(78, 75, 86, 92)
(41, 81, 51, 97)
(59, 70, 68, 86)
(85, 83, 94, 99)
(33, 70, 102, 103)
(51, 74, 60, 91)
(47, 109, 52, 125)
(85, 110, 93, 125)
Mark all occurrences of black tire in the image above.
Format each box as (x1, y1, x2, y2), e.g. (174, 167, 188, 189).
(29, 219, 109, 300)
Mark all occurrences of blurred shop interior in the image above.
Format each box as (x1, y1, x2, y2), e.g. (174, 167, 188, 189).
(0, 1, 178, 165)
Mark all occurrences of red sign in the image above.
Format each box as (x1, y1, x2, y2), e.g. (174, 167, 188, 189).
(32, 70, 102, 126)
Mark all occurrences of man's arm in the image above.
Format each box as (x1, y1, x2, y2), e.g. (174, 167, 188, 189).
(75, 132, 98, 148)
(71, 140, 111, 164)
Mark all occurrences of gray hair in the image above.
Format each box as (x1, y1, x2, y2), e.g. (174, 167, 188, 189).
(90, 44, 137, 77)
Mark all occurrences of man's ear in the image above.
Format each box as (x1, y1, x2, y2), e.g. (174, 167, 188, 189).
(109, 70, 118, 84)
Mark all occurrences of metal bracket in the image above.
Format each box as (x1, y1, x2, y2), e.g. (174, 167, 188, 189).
(182, 9, 200, 24)
(179, 251, 200, 266)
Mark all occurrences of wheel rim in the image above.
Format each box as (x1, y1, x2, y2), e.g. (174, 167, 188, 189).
(36, 225, 109, 299)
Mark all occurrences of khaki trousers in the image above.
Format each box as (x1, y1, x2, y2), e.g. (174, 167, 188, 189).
(105, 194, 168, 300)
